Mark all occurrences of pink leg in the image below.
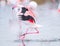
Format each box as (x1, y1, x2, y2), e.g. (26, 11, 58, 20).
(19, 27, 39, 39)
(19, 32, 26, 40)
(19, 27, 39, 46)
(22, 40, 25, 46)
(18, 40, 25, 46)
(25, 27, 39, 34)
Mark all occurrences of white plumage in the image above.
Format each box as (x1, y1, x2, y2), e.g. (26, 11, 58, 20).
(28, 1, 38, 9)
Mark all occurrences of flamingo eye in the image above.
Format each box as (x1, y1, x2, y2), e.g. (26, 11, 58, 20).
(18, 8, 20, 11)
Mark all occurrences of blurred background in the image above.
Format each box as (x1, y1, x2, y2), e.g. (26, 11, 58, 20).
(0, 0, 60, 46)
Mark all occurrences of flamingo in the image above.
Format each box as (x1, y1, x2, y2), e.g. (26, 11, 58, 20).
(12, 1, 43, 46)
